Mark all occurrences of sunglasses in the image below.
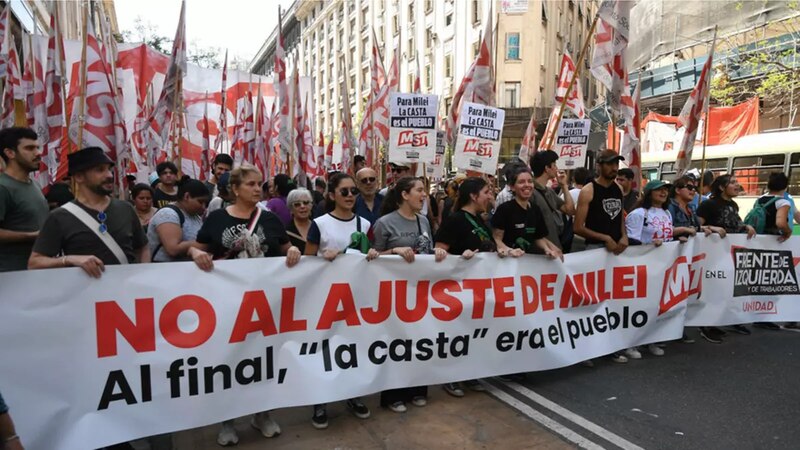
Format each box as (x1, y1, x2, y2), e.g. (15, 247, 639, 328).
(292, 200, 312, 207)
(338, 187, 359, 197)
(359, 176, 377, 184)
(681, 185, 697, 191)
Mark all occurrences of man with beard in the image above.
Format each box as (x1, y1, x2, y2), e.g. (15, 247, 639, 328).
(204, 153, 233, 196)
(0, 127, 49, 272)
(28, 147, 149, 277)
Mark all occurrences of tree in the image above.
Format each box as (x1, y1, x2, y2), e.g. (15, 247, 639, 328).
(121, 16, 222, 69)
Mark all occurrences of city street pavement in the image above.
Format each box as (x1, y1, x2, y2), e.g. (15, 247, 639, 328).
(486, 327, 800, 450)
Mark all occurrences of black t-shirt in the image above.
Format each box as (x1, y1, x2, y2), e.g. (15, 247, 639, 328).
(585, 180, 624, 244)
(196, 208, 289, 259)
(696, 197, 746, 233)
(32, 199, 148, 264)
(435, 209, 496, 255)
(490, 200, 549, 253)
(153, 187, 179, 209)
(623, 189, 639, 214)
(285, 220, 307, 254)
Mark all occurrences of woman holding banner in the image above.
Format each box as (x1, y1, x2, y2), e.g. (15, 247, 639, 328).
(372, 177, 448, 412)
(434, 177, 497, 397)
(188, 164, 301, 446)
(304, 172, 376, 429)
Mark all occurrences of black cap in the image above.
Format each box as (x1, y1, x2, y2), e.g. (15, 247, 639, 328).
(596, 149, 625, 164)
(68, 147, 114, 175)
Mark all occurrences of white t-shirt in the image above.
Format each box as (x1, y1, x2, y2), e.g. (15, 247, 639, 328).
(625, 207, 674, 244)
(569, 187, 581, 205)
(308, 213, 372, 256)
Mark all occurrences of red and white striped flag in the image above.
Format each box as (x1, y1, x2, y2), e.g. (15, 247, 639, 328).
(358, 28, 388, 168)
(590, 1, 632, 116)
(292, 64, 304, 181)
(555, 52, 586, 119)
(413, 56, 422, 94)
(676, 31, 716, 176)
(1, 39, 21, 128)
(38, 11, 66, 183)
(0, 5, 9, 79)
(315, 131, 325, 177)
(267, 99, 279, 177)
(340, 77, 357, 174)
(299, 94, 318, 179)
(538, 104, 561, 152)
(68, 19, 127, 159)
(274, 9, 291, 164)
(199, 98, 211, 181)
(324, 129, 334, 172)
(621, 80, 642, 190)
(214, 50, 228, 153)
(519, 114, 536, 163)
(445, 2, 494, 147)
(147, 0, 186, 160)
(387, 47, 399, 93)
(254, 85, 271, 178)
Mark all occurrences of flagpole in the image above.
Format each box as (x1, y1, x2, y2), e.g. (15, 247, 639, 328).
(76, 2, 90, 149)
(698, 26, 718, 196)
(54, 6, 70, 154)
(545, 16, 598, 150)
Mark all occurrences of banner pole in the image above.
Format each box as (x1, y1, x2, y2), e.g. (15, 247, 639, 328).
(75, 3, 90, 150)
(545, 15, 598, 151)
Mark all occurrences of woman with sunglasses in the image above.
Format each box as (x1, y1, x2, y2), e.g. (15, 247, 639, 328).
(286, 187, 314, 253)
(188, 164, 300, 446)
(304, 172, 376, 429)
(147, 178, 209, 262)
(434, 177, 496, 397)
(371, 177, 447, 413)
(668, 176, 725, 240)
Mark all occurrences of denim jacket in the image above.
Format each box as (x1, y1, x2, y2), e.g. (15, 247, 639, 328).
(668, 199, 700, 230)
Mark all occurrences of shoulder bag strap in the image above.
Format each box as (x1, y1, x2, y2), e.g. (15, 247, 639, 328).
(246, 207, 262, 236)
(61, 202, 128, 265)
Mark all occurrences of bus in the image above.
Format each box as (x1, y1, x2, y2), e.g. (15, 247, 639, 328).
(640, 130, 800, 228)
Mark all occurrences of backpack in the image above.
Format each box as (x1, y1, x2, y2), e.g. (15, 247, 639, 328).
(151, 205, 185, 260)
(744, 197, 778, 234)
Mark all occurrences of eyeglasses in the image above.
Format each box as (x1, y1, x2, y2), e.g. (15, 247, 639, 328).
(359, 177, 377, 184)
(338, 187, 359, 197)
(97, 211, 108, 234)
(292, 200, 312, 207)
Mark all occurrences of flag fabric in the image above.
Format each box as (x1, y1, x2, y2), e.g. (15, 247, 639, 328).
(676, 32, 716, 176)
(268, 97, 281, 176)
(147, 0, 186, 160)
(214, 50, 228, 153)
(445, 3, 494, 147)
(358, 28, 388, 168)
(590, 1, 632, 115)
(292, 64, 304, 180)
(621, 80, 642, 190)
(67, 18, 127, 160)
(519, 114, 536, 163)
(200, 99, 211, 181)
(538, 104, 562, 152)
(0, 5, 8, 78)
(299, 94, 317, 179)
(413, 56, 422, 94)
(315, 131, 325, 177)
(274, 9, 291, 164)
(325, 124, 335, 172)
(21, 34, 37, 126)
(555, 52, 586, 119)
(254, 85, 270, 178)
(340, 78, 357, 174)
(1, 40, 21, 128)
(387, 47, 399, 93)
(39, 12, 65, 183)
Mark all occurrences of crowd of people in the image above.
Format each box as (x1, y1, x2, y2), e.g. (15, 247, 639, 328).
(0, 125, 796, 449)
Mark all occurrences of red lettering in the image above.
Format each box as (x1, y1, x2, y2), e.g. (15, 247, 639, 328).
(520, 276, 539, 314)
(279, 287, 307, 333)
(560, 275, 588, 309)
(463, 139, 493, 156)
(540, 274, 557, 311)
(361, 280, 393, 324)
(463, 278, 492, 319)
(492, 277, 515, 318)
(96, 299, 155, 358)
(396, 280, 429, 323)
(317, 283, 361, 330)
(597, 269, 611, 302)
(159, 295, 216, 348)
(585, 271, 598, 304)
(636, 265, 647, 298)
(229, 291, 278, 343)
(431, 280, 463, 321)
(659, 254, 705, 315)
(612, 266, 636, 299)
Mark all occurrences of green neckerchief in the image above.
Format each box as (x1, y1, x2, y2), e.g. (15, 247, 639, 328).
(347, 215, 371, 254)
(463, 211, 491, 241)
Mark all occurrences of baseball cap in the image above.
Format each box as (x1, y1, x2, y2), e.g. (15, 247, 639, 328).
(596, 149, 625, 164)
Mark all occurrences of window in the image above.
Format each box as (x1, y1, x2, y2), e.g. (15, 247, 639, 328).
(541, 3, 548, 23)
(444, 53, 453, 77)
(426, 28, 433, 49)
(408, 74, 415, 91)
(660, 158, 728, 183)
(472, 0, 481, 24)
(408, 3, 415, 21)
(557, 9, 563, 38)
(506, 32, 520, 60)
(734, 154, 785, 196)
(409, 34, 416, 59)
(425, 64, 432, 91)
(393, 16, 399, 35)
(472, 41, 480, 59)
(445, 13, 453, 26)
(503, 82, 520, 108)
(425, 0, 433, 13)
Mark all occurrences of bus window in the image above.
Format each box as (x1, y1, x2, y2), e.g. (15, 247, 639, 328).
(732, 154, 785, 196)
(788, 153, 800, 195)
(660, 158, 727, 182)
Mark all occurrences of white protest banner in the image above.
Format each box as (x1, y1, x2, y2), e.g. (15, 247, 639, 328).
(426, 131, 447, 180)
(2, 236, 799, 449)
(330, 143, 343, 171)
(554, 118, 590, 170)
(453, 101, 505, 175)
(388, 93, 439, 164)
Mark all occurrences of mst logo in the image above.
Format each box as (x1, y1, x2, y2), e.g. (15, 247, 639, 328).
(463, 138, 494, 157)
(732, 247, 799, 296)
(397, 130, 429, 147)
(659, 253, 706, 315)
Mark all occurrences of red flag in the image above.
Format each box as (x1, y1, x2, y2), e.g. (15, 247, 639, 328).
(676, 31, 716, 176)
(274, 9, 291, 164)
(299, 94, 317, 179)
(315, 131, 325, 177)
(340, 77, 357, 174)
(413, 56, 422, 94)
(147, 0, 186, 158)
(445, 2, 494, 147)
(387, 47, 400, 93)
(0, 5, 9, 78)
(254, 85, 271, 178)
(519, 114, 536, 163)
(555, 53, 586, 119)
(40, 11, 66, 183)
(622, 81, 642, 190)
(214, 50, 229, 153)
(538, 104, 562, 152)
(68, 18, 127, 159)
(1, 39, 21, 128)
(358, 28, 388, 168)
(292, 65, 304, 181)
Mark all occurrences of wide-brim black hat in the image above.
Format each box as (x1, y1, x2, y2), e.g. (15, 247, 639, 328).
(68, 147, 114, 175)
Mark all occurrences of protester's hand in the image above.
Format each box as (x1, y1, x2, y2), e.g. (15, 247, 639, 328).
(653, 239, 663, 247)
(67, 255, 105, 278)
(434, 247, 447, 262)
(285, 246, 301, 267)
(614, 237, 628, 255)
(189, 248, 213, 272)
(686, 227, 697, 237)
(557, 170, 568, 187)
(710, 226, 727, 238)
(778, 233, 790, 243)
(678, 236, 689, 244)
(745, 225, 756, 240)
(393, 246, 415, 263)
(509, 248, 525, 258)
(366, 248, 380, 261)
(497, 247, 510, 258)
(604, 236, 618, 253)
(545, 247, 564, 262)
(701, 226, 713, 237)
(322, 249, 339, 261)
(462, 249, 476, 259)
